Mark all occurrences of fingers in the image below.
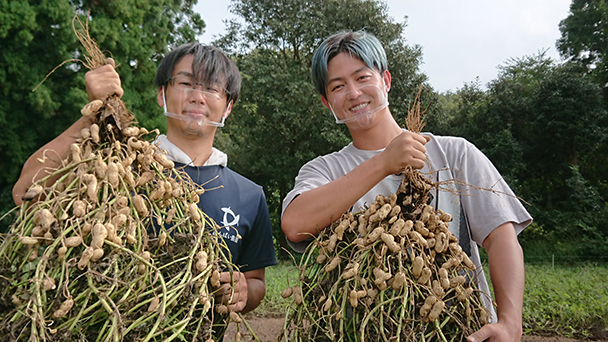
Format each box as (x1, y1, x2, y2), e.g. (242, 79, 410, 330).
(218, 271, 232, 284)
(106, 57, 116, 68)
(467, 328, 490, 342)
(218, 271, 246, 285)
(467, 323, 508, 342)
(85, 58, 123, 101)
(381, 131, 430, 174)
(217, 271, 248, 312)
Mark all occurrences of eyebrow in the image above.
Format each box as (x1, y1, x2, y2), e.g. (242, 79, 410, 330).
(327, 66, 370, 86)
(173, 71, 195, 78)
(172, 71, 225, 88)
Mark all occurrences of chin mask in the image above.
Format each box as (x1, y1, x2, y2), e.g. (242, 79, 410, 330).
(162, 87, 231, 128)
(329, 84, 388, 125)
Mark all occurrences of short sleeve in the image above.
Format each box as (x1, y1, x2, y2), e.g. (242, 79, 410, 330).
(281, 157, 333, 217)
(456, 141, 532, 244)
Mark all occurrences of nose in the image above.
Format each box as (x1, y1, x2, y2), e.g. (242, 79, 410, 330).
(345, 84, 363, 100)
(186, 89, 207, 104)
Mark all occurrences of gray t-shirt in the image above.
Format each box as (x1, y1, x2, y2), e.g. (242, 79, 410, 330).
(281, 132, 532, 323)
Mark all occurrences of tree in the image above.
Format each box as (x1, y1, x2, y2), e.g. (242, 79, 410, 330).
(212, 0, 433, 256)
(557, 0, 608, 105)
(0, 0, 204, 230)
(524, 63, 608, 250)
(437, 52, 608, 255)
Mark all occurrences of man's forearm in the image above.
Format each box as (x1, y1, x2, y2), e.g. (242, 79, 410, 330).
(13, 60, 120, 206)
(281, 155, 389, 242)
(484, 223, 525, 336)
(12, 116, 92, 206)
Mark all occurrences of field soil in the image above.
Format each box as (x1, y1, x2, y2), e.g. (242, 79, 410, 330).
(224, 313, 602, 342)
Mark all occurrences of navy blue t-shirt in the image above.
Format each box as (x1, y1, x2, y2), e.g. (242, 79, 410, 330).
(178, 163, 277, 272)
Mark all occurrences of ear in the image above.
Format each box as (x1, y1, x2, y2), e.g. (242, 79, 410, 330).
(223, 101, 233, 119)
(157, 87, 164, 107)
(321, 95, 330, 110)
(383, 70, 392, 93)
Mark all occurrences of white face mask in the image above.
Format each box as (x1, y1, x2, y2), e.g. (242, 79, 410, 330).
(328, 84, 389, 126)
(162, 87, 231, 128)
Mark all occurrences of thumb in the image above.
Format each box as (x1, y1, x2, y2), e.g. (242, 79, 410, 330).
(106, 57, 116, 68)
(467, 326, 491, 342)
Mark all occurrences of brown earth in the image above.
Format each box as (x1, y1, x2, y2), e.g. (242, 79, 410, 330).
(224, 314, 605, 342)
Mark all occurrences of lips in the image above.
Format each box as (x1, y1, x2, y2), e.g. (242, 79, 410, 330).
(183, 110, 207, 118)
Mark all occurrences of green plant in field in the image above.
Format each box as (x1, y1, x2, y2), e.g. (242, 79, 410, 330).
(523, 264, 608, 339)
(257, 262, 298, 315)
(281, 179, 489, 342)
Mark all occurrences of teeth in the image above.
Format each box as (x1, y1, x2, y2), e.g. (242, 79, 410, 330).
(351, 103, 368, 111)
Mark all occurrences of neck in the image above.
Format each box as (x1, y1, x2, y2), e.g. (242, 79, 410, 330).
(349, 109, 403, 150)
(166, 130, 215, 166)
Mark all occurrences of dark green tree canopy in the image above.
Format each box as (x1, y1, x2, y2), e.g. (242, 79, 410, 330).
(557, 0, 608, 103)
(435, 51, 608, 255)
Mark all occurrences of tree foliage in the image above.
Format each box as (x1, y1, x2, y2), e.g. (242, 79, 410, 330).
(212, 0, 432, 254)
(557, 0, 608, 104)
(0, 0, 204, 229)
(436, 52, 608, 256)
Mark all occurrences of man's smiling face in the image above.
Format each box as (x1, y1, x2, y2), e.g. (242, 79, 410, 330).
(161, 54, 231, 137)
(323, 52, 390, 127)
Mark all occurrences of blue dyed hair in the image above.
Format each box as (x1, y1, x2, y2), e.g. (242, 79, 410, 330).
(311, 30, 387, 98)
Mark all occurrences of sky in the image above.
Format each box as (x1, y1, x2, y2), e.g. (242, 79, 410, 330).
(194, 0, 572, 93)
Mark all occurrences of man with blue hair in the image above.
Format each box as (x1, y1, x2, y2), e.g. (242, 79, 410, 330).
(281, 30, 531, 342)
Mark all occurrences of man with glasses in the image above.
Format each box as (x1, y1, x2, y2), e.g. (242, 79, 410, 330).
(13, 43, 277, 319)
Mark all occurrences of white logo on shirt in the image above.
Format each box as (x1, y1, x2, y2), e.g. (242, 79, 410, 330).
(220, 207, 240, 228)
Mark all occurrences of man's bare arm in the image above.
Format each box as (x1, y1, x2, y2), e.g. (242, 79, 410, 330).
(282, 131, 430, 242)
(12, 58, 122, 206)
(12, 117, 93, 206)
(281, 154, 389, 242)
(467, 223, 525, 342)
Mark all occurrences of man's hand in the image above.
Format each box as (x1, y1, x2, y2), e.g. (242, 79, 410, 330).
(467, 320, 522, 342)
(85, 57, 124, 101)
(218, 271, 248, 313)
(378, 131, 430, 175)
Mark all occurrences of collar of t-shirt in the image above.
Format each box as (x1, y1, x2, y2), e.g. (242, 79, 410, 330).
(154, 134, 227, 167)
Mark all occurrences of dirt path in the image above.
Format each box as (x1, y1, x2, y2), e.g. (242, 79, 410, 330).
(224, 314, 597, 342)
(225, 315, 284, 341)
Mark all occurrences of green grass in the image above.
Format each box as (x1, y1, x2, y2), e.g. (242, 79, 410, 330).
(523, 263, 608, 339)
(256, 261, 299, 315)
